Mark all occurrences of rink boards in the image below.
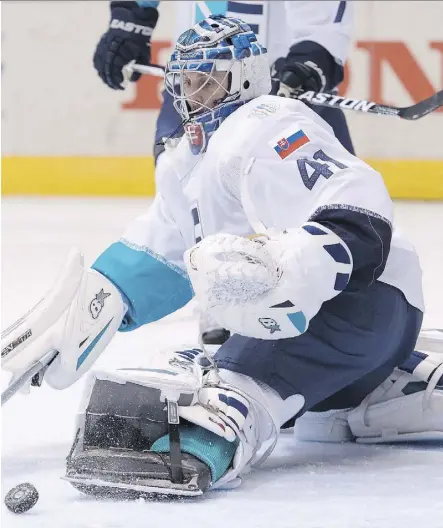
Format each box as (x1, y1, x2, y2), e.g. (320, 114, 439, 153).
(1, 1, 443, 199)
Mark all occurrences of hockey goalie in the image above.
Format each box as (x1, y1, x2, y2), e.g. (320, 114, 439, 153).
(2, 15, 442, 499)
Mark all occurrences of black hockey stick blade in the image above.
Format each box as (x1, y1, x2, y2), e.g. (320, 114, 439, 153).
(398, 90, 443, 120)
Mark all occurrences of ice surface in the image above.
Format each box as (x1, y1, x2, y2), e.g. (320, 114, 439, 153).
(2, 198, 443, 528)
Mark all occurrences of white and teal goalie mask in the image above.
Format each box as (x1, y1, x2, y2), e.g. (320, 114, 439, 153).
(165, 15, 271, 154)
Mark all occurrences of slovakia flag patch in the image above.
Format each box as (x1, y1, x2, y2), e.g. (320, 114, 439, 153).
(272, 129, 310, 160)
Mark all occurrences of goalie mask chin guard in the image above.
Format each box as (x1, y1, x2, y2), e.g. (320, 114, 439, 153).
(165, 15, 271, 154)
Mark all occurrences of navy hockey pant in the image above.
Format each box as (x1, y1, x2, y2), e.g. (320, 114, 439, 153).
(214, 282, 423, 414)
(153, 90, 355, 162)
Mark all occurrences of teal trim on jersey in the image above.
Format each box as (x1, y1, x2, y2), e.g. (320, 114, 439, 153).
(287, 311, 307, 334)
(92, 241, 193, 332)
(136, 1, 159, 8)
(151, 425, 237, 483)
(76, 318, 114, 370)
(194, 1, 228, 23)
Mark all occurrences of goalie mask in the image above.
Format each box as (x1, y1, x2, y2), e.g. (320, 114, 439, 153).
(165, 15, 271, 154)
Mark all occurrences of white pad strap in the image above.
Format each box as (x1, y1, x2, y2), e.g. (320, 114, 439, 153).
(98, 345, 204, 400)
(413, 354, 443, 383)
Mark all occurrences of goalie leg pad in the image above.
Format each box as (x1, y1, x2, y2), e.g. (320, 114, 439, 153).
(64, 345, 305, 496)
(348, 351, 443, 443)
(64, 370, 212, 498)
(294, 351, 443, 444)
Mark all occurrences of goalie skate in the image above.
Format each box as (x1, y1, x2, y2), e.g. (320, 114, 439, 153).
(63, 373, 212, 499)
(63, 451, 210, 499)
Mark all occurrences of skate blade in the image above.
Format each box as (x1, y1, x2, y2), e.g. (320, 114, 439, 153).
(62, 475, 203, 497)
(356, 431, 443, 444)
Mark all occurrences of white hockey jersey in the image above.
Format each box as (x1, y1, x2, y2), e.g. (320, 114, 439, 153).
(175, 1, 352, 66)
(94, 97, 424, 331)
(138, 1, 353, 66)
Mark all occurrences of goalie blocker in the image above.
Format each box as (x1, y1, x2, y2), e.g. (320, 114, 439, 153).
(1, 249, 126, 393)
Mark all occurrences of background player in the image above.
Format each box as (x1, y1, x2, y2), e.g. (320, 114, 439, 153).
(93, 1, 355, 157)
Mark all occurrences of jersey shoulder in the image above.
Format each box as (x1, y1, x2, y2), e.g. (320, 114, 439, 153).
(209, 95, 336, 163)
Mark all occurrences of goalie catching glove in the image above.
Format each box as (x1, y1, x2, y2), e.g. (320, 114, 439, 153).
(184, 223, 353, 340)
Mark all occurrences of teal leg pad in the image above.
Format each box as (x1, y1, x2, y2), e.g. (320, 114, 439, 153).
(151, 425, 238, 483)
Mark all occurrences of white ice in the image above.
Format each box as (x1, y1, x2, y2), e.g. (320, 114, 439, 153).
(2, 197, 443, 528)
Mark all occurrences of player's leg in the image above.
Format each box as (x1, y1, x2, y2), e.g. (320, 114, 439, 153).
(314, 105, 355, 155)
(62, 283, 429, 497)
(215, 281, 441, 445)
(63, 345, 303, 496)
(200, 282, 426, 480)
(349, 349, 443, 442)
(216, 282, 420, 410)
(294, 347, 443, 443)
(218, 283, 441, 444)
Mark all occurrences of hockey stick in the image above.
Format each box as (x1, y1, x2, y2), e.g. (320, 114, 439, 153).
(295, 89, 443, 120)
(1, 350, 58, 406)
(124, 62, 443, 120)
(122, 61, 165, 82)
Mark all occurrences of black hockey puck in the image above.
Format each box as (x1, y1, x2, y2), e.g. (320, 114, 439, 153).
(4, 483, 39, 514)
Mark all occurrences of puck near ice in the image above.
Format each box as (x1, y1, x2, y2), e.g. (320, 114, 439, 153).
(4, 483, 39, 514)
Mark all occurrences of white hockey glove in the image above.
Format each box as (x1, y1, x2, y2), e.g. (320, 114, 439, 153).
(184, 224, 353, 340)
(1, 249, 126, 391)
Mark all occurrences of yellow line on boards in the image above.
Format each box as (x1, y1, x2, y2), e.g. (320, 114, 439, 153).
(2, 157, 443, 199)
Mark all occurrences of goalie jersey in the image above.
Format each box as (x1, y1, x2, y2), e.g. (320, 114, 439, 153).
(93, 96, 424, 332)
